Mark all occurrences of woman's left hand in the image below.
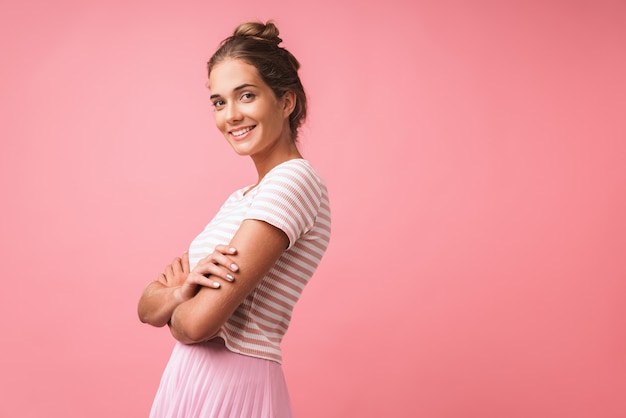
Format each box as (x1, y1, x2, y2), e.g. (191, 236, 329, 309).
(177, 245, 239, 301)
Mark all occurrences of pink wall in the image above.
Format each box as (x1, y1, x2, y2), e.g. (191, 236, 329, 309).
(1, 1, 625, 417)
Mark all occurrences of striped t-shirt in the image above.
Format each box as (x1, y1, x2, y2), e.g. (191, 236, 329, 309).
(187, 159, 331, 363)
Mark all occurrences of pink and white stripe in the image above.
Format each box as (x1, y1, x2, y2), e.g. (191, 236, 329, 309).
(187, 158, 331, 363)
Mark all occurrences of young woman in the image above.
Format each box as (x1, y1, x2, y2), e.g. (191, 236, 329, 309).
(137, 21, 331, 417)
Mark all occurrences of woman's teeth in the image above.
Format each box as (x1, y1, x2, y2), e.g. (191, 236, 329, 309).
(232, 126, 255, 137)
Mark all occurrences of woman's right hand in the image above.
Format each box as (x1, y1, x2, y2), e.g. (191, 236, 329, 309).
(177, 245, 239, 301)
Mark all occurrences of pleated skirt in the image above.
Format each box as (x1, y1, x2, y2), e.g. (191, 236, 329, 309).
(149, 339, 293, 418)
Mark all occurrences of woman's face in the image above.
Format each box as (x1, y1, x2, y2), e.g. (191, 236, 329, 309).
(209, 58, 294, 159)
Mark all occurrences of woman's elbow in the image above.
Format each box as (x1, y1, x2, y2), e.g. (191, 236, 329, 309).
(170, 312, 218, 344)
(137, 306, 168, 328)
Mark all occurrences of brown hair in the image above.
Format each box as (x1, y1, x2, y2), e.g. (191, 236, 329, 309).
(208, 21, 307, 141)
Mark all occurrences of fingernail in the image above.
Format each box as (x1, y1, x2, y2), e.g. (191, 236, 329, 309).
(229, 247, 237, 253)
(231, 264, 239, 271)
(213, 282, 221, 288)
(226, 274, 235, 281)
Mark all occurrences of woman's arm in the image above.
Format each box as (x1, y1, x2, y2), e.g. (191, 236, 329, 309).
(137, 254, 189, 327)
(169, 219, 289, 344)
(138, 248, 238, 327)
(137, 281, 187, 328)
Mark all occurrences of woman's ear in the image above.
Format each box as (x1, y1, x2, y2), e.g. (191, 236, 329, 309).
(282, 90, 296, 117)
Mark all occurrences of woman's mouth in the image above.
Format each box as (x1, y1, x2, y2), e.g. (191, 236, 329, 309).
(230, 126, 256, 139)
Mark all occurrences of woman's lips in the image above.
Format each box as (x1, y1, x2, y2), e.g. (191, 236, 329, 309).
(229, 125, 256, 140)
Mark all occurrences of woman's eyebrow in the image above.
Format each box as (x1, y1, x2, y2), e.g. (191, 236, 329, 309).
(210, 83, 258, 100)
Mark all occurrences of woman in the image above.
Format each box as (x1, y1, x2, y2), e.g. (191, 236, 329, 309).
(137, 21, 331, 417)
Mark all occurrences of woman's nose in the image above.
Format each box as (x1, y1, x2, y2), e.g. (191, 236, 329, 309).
(225, 102, 242, 123)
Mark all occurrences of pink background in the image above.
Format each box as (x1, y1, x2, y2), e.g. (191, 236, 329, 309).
(1, 0, 625, 417)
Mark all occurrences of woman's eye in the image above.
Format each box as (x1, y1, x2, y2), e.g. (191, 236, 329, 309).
(212, 100, 225, 109)
(241, 93, 255, 101)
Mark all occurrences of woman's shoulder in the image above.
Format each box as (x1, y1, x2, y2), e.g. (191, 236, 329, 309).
(265, 158, 325, 187)
(257, 158, 327, 204)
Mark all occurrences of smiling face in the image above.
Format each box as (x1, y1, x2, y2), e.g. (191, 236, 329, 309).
(209, 58, 296, 166)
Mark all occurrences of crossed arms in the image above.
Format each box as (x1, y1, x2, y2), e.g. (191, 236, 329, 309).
(137, 219, 289, 344)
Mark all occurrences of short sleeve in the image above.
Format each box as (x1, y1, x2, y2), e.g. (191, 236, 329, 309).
(245, 161, 323, 249)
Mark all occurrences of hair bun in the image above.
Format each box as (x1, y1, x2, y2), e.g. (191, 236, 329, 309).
(233, 21, 282, 45)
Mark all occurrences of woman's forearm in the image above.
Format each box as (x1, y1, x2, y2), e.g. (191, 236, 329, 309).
(167, 220, 289, 344)
(168, 288, 227, 344)
(137, 281, 184, 327)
